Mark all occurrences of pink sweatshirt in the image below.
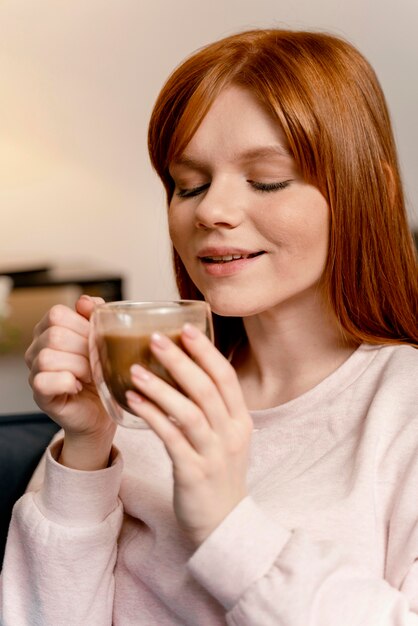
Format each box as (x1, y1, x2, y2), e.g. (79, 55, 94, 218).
(1, 343, 418, 625)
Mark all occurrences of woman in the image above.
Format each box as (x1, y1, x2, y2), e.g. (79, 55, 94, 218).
(1, 29, 418, 625)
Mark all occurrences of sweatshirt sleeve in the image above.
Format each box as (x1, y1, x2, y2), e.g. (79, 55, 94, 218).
(188, 496, 418, 626)
(0, 438, 124, 626)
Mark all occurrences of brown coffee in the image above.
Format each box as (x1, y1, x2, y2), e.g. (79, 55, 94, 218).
(98, 330, 183, 414)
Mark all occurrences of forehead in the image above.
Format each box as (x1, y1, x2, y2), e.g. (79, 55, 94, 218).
(170, 85, 291, 169)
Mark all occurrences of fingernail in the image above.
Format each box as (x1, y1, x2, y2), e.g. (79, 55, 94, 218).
(131, 364, 151, 380)
(75, 380, 83, 393)
(182, 323, 199, 339)
(150, 332, 170, 349)
(126, 390, 143, 404)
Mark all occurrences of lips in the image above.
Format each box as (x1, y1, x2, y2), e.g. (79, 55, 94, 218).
(202, 252, 263, 264)
(198, 248, 265, 264)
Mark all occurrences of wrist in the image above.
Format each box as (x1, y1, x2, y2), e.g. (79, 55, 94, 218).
(59, 429, 115, 471)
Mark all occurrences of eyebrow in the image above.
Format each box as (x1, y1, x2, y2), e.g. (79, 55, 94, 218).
(171, 145, 290, 170)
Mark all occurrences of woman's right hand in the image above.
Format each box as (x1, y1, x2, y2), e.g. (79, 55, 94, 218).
(25, 294, 116, 469)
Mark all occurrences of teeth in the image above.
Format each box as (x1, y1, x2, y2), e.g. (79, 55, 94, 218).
(201, 251, 264, 263)
(206, 254, 248, 262)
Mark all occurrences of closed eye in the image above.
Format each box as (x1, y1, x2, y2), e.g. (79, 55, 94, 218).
(176, 179, 292, 198)
(249, 180, 292, 192)
(176, 183, 210, 198)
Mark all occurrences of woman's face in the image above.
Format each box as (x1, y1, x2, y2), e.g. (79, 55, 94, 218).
(168, 85, 330, 318)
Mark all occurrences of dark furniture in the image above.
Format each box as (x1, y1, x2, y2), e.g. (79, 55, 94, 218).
(4, 265, 124, 302)
(0, 412, 60, 567)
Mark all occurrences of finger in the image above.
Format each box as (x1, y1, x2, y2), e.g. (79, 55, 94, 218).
(26, 326, 89, 372)
(25, 307, 90, 369)
(38, 326, 89, 357)
(126, 390, 199, 465)
(30, 348, 92, 384)
(32, 370, 82, 401)
(148, 332, 230, 431)
(130, 365, 215, 452)
(75, 294, 105, 321)
(179, 324, 250, 420)
(32, 303, 91, 340)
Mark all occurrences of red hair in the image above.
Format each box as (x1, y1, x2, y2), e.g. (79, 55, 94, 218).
(148, 29, 418, 352)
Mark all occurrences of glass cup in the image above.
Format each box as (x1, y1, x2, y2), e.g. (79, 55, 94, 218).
(89, 300, 214, 429)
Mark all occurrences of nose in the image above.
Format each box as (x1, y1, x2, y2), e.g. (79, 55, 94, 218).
(194, 177, 244, 230)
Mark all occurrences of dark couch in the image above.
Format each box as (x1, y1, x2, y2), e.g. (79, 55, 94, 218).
(0, 412, 60, 567)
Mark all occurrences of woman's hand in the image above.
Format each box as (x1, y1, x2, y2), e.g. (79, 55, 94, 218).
(126, 323, 253, 546)
(25, 295, 116, 469)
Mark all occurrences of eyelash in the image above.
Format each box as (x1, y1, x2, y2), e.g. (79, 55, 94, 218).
(249, 180, 291, 193)
(176, 179, 292, 198)
(176, 183, 210, 198)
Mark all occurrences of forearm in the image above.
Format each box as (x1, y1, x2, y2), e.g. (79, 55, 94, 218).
(1, 495, 122, 626)
(188, 497, 418, 626)
(1, 441, 124, 626)
(59, 429, 115, 471)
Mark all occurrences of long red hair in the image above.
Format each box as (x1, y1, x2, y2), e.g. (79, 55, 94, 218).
(148, 29, 418, 352)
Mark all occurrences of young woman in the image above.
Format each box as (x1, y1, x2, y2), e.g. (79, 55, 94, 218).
(1, 29, 418, 626)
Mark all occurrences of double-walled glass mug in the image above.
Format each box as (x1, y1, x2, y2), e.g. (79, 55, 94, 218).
(89, 300, 214, 429)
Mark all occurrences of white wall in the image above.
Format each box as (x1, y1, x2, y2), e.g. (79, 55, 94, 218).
(1, 0, 417, 301)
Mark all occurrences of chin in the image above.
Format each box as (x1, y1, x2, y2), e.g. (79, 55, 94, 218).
(204, 294, 263, 318)
(202, 296, 240, 318)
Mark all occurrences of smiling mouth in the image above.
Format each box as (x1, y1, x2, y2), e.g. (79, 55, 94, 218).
(201, 251, 265, 264)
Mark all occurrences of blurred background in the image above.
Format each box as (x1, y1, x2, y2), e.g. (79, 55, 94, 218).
(1, 0, 417, 411)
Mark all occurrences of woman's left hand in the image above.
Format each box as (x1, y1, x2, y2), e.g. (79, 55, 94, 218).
(126, 323, 253, 546)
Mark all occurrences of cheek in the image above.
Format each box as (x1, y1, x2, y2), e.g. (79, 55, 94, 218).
(168, 211, 195, 274)
(265, 196, 329, 264)
(168, 212, 184, 251)
(308, 200, 330, 257)
(296, 206, 330, 273)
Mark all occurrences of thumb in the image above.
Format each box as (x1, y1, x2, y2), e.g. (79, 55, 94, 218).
(75, 294, 106, 320)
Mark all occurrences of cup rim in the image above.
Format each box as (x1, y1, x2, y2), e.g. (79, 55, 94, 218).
(94, 299, 210, 312)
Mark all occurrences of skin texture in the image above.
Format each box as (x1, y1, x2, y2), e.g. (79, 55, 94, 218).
(167, 86, 354, 411)
(25, 295, 116, 470)
(26, 86, 354, 545)
(168, 85, 330, 321)
(126, 87, 352, 542)
(127, 325, 252, 545)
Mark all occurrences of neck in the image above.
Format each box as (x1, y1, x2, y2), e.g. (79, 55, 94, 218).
(234, 291, 357, 410)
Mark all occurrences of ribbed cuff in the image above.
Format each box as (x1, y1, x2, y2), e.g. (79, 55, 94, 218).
(34, 438, 123, 526)
(188, 496, 291, 610)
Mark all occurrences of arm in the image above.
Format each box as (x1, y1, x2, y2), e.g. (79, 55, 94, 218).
(1, 295, 121, 625)
(189, 497, 418, 626)
(126, 327, 418, 626)
(1, 439, 123, 626)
